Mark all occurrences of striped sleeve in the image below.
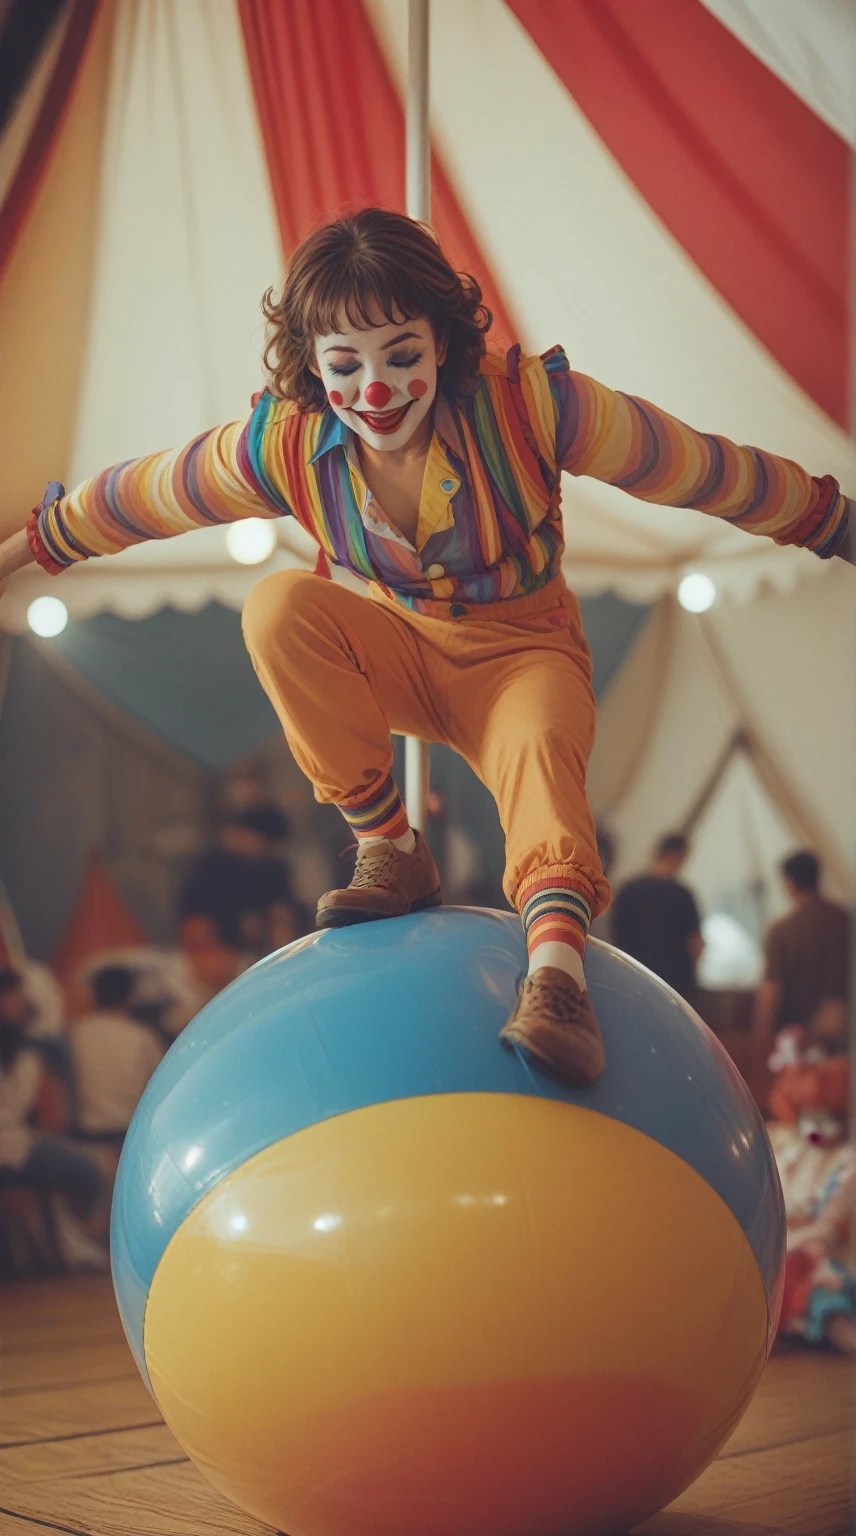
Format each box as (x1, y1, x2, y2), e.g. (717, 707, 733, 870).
(30, 393, 294, 571)
(544, 349, 851, 559)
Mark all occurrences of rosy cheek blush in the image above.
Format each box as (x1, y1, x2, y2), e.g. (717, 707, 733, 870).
(328, 389, 344, 407)
(408, 378, 429, 399)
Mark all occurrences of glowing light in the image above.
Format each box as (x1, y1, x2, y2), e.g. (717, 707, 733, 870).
(313, 1213, 342, 1233)
(182, 1145, 202, 1171)
(678, 572, 716, 613)
(27, 596, 68, 637)
(226, 518, 277, 565)
(229, 1212, 249, 1234)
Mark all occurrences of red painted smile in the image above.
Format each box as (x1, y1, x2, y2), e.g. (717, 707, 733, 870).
(354, 402, 413, 435)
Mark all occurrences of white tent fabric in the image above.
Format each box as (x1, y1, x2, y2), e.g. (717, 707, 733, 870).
(2, 0, 853, 629)
(590, 560, 856, 927)
(701, 0, 856, 145)
(69, 0, 282, 486)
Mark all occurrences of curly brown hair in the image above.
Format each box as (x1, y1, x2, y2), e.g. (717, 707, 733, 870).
(261, 207, 493, 408)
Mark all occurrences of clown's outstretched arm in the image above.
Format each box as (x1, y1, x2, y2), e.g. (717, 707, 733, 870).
(0, 399, 294, 589)
(547, 357, 853, 563)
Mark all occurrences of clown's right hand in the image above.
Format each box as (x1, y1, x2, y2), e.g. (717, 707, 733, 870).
(0, 528, 37, 602)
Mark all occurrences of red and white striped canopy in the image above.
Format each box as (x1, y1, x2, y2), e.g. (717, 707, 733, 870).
(0, 0, 852, 623)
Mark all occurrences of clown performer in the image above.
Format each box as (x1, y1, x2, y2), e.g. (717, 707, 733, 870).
(767, 1029, 856, 1354)
(1, 210, 853, 1086)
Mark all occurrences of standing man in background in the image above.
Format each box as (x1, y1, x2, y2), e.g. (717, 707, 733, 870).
(611, 833, 704, 1002)
(177, 805, 297, 958)
(752, 851, 850, 1052)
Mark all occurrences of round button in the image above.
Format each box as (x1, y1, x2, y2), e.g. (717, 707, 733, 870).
(426, 563, 445, 579)
(449, 604, 467, 619)
(440, 478, 456, 493)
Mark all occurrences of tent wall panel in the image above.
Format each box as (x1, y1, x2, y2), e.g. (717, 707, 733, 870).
(0, 635, 210, 957)
(0, 0, 114, 536)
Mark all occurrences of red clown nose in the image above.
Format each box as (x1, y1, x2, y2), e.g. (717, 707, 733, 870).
(363, 381, 392, 408)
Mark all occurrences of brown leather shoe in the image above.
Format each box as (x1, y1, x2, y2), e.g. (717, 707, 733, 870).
(316, 832, 442, 928)
(499, 967, 606, 1086)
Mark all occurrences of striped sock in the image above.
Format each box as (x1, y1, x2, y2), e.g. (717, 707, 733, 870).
(339, 771, 410, 843)
(519, 873, 593, 973)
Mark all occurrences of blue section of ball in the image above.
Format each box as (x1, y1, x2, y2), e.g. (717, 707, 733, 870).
(112, 908, 784, 1382)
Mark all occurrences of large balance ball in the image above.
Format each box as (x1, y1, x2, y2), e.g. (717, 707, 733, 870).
(112, 908, 784, 1536)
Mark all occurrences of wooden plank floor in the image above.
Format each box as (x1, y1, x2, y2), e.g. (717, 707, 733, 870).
(0, 1276, 852, 1535)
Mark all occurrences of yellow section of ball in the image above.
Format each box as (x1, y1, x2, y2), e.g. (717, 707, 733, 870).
(144, 1093, 768, 1536)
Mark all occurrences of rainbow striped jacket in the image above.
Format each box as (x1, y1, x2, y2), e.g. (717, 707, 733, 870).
(30, 346, 850, 614)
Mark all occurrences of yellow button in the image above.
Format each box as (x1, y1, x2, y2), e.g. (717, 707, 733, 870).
(426, 563, 445, 580)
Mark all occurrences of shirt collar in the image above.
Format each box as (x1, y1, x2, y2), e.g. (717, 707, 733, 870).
(308, 407, 350, 465)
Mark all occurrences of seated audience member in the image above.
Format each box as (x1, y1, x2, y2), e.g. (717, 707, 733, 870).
(70, 965, 164, 1146)
(0, 969, 105, 1260)
(178, 805, 297, 958)
(767, 1031, 854, 1353)
(78, 946, 208, 1044)
(178, 914, 249, 999)
(611, 833, 704, 1002)
(752, 851, 850, 1051)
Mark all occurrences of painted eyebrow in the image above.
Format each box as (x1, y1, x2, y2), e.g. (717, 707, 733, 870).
(323, 330, 424, 355)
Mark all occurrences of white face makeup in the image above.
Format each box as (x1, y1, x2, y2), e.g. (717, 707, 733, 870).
(313, 315, 442, 452)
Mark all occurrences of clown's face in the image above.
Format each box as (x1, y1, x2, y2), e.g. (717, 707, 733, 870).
(313, 314, 444, 452)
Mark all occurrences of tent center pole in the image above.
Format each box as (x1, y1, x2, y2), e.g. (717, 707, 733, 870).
(842, 146, 848, 1155)
(403, 0, 431, 832)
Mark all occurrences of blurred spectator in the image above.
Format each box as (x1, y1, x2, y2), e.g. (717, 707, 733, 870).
(767, 1033, 854, 1353)
(69, 966, 164, 1147)
(0, 969, 105, 1264)
(178, 916, 248, 998)
(752, 851, 850, 1050)
(610, 833, 704, 1001)
(76, 946, 207, 1043)
(16, 961, 65, 1039)
(178, 805, 299, 957)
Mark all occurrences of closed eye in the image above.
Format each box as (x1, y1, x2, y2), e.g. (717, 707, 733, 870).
(328, 350, 424, 378)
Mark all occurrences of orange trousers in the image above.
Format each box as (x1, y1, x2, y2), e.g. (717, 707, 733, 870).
(242, 571, 609, 917)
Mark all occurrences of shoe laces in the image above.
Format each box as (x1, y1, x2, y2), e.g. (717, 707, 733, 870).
(351, 840, 401, 891)
(520, 974, 586, 1028)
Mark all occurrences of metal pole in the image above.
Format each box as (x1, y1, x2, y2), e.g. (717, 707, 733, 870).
(837, 145, 856, 1325)
(404, 0, 431, 830)
(407, 0, 431, 225)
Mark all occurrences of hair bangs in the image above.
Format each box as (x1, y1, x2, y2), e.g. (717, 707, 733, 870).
(262, 208, 492, 408)
(314, 264, 422, 340)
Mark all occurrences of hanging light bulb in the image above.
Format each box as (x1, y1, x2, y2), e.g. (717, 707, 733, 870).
(678, 572, 716, 613)
(27, 596, 68, 637)
(226, 519, 277, 566)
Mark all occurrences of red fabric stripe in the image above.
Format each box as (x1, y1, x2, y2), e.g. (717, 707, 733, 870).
(236, 0, 518, 352)
(0, 0, 99, 281)
(507, 0, 849, 428)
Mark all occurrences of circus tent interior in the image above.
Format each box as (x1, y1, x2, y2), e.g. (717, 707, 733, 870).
(0, 4, 854, 1533)
(0, 0, 853, 980)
